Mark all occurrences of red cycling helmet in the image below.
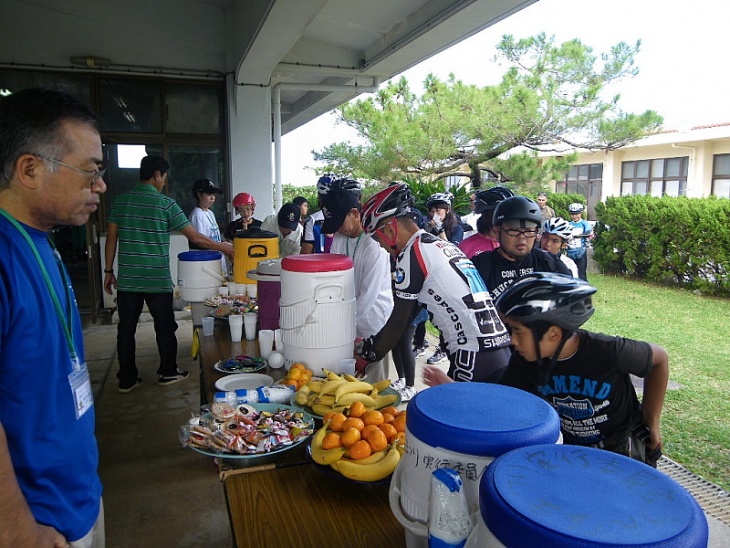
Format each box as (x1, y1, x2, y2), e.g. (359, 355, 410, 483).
(232, 192, 256, 208)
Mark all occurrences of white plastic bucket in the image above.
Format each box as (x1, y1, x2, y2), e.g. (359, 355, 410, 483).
(395, 383, 561, 527)
(279, 254, 355, 371)
(466, 444, 709, 547)
(177, 250, 225, 302)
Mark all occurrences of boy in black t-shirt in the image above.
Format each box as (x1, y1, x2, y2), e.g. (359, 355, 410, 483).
(424, 272, 668, 467)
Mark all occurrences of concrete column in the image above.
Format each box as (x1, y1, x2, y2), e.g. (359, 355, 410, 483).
(227, 84, 275, 219)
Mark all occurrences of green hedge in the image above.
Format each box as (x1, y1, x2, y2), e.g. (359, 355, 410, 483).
(593, 196, 730, 296)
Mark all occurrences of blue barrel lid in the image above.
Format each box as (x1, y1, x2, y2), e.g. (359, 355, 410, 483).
(480, 444, 708, 547)
(178, 250, 222, 261)
(405, 383, 560, 457)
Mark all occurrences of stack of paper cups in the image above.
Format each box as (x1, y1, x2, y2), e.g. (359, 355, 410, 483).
(258, 329, 275, 359)
(228, 314, 243, 342)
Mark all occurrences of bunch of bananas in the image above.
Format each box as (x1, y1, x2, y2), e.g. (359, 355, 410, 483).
(309, 419, 404, 482)
(294, 369, 399, 417)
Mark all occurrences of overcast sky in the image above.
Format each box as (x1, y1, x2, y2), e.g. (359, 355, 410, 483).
(281, 0, 730, 186)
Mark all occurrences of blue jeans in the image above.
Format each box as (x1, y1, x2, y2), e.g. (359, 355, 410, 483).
(116, 291, 179, 386)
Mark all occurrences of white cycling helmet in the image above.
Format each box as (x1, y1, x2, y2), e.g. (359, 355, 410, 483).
(568, 202, 585, 214)
(542, 217, 574, 241)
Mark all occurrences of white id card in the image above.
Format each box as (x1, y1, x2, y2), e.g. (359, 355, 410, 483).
(68, 362, 94, 419)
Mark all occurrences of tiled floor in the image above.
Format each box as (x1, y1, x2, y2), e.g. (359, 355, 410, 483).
(86, 316, 729, 547)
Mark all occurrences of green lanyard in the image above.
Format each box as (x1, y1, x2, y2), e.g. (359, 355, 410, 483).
(0, 208, 78, 364)
(345, 232, 364, 260)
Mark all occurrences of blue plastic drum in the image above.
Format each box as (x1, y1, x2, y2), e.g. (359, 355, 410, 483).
(398, 383, 561, 524)
(479, 444, 708, 547)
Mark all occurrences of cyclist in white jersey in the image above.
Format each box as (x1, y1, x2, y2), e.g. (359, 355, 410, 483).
(357, 183, 511, 383)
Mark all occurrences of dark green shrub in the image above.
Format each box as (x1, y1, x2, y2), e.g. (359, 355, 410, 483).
(593, 196, 730, 296)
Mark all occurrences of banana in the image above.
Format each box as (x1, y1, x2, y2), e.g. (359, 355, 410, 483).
(319, 378, 347, 396)
(334, 381, 373, 402)
(311, 403, 346, 417)
(321, 369, 344, 382)
(330, 443, 400, 482)
(336, 392, 376, 408)
(371, 379, 391, 392)
(310, 421, 345, 465)
(306, 379, 325, 393)
(343, 373, 359, 383)
(294, 389, 310, 406)
(313, 394, 336, 406)
(306, 392, 319, 407)
(373, 393, 399, 409)
(369, 388, 379, 398)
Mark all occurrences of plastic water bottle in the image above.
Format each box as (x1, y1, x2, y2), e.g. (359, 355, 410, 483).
(213, 385, 295, 405)
(428, 467, 472, 548)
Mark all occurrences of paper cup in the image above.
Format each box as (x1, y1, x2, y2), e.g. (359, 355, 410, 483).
(258, 329, 275, 359)
(274, 329, 282, 351)
(218, 286, 229, 296)
(201, 316, 215, 336)
(243, 312, 257, 340)
(246, 283, 257, 299)
(228, 314, 243, 342)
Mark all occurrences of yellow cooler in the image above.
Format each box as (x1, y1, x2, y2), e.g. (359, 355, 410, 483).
(233, 228, 279, 284)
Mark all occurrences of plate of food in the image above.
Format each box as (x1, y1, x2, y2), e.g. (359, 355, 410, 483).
(182, 402, 314, 459)
(209, 302, 257, 319)
(204, 294, 256, 308)
(215, 373, 274, 392)
(214, 355, 267, 374)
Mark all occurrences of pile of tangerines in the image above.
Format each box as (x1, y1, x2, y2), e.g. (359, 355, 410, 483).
(320, 402, 406, 460)
(279, 363, 314, 390)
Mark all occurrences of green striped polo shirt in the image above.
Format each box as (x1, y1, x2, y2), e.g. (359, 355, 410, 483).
(108, 183, 190, 293)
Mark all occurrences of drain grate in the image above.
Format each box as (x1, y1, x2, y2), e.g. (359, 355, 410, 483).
(658, 456, 730, 526)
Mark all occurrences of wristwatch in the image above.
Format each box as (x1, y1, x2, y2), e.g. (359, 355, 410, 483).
(104, 269, 114, 274)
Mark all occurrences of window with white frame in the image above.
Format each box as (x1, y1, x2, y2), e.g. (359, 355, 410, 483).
(558, 163, 602, 196)
(711, 154, 730, 198)
(621, 157, 688, 197)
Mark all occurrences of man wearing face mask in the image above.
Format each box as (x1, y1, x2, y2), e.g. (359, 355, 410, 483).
(471, 196, 571, 300)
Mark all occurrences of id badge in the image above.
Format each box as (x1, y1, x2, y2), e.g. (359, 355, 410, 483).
(68, 361, 94, 419)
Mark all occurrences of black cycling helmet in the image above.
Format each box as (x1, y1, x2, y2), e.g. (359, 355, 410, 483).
(361, 183, 415, 234)
(495, 272, 596, 331)
(331, 177, 363, 198)
(493, 196, 542, 227)
(473, 186, 515, 214)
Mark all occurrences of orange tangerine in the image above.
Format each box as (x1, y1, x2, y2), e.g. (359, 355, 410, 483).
(394, 431, 406, 448)
(362, 410, 384, 426)
(322, 411, 336, 424)
(286, 368, 302, 381)
(392, 413, 406, 433)
(348, 401, 366, 418)
(290, 362, 306, 372)
(340, 427, 361, 448)
(329, 412, 348, 432)
(321, 432, 342, 450)
(342, 417, 365, 432)
(381, 412, 395, 424)
(349, 440, 372, 460)
(361, 424, 380, 441)
(280, 378, 298, 388)
(378, 423, 398, 443)
(367, 429, 388, 452)
(380, 406, 399, 417)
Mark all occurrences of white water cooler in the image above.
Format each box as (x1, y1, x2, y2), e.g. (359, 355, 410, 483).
(279, 254, 356, 371)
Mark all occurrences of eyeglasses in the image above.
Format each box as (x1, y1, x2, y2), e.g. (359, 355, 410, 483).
(501, 227, 539, 238)
(36, 155, 106, 187)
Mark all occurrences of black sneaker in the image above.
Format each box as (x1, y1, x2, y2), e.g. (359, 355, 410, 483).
(426, 350, 448, 365)
(118, 378, 143, 394)
(413, 345, 428, 358)
(159, 369, 190, 386)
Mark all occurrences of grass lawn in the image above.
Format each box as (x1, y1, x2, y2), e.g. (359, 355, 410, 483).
(427, 272, 729, 490)
(586, 273, 729, 491)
